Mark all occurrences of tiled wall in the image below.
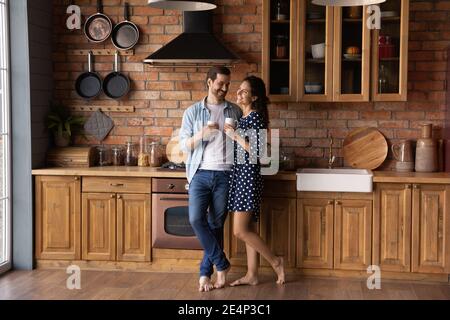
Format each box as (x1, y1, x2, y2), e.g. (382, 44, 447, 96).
(52, 0, 449, 168)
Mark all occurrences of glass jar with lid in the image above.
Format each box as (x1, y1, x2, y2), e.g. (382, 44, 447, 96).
(138, 135, 149, 167)
(111, 146, 123, 166)
(124, 141, 137, 166)
(97, 146, 111, 166)
(148, 141, 163, 167)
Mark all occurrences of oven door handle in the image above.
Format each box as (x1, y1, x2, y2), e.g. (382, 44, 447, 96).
(159, 197, 189, 201)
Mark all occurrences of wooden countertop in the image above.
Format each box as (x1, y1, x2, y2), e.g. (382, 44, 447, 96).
(31, 167, 297, 181)
(31, 167, 450, 183)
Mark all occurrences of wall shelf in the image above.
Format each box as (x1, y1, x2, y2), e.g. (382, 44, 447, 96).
(67, 49, 134, 56)
(69, 105, 135, 113)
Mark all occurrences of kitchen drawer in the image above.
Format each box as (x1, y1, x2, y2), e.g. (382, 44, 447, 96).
(263, 179, 296, 198)
(82, 177, 151, 194)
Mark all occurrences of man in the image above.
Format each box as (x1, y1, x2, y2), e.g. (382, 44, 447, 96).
(179, 66, 242, 292)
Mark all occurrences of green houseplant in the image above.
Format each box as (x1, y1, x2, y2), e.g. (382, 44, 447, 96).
(46, 103, 85, 147)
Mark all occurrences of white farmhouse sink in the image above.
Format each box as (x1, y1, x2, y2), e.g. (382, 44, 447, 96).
(296, 168, 373, 193)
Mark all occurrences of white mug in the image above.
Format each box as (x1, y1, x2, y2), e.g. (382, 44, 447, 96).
(207, 120, 217, 128)
(225, 117, 236, 128)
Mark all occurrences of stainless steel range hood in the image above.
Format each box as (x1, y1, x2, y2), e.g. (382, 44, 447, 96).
(143, 11, 239, 66)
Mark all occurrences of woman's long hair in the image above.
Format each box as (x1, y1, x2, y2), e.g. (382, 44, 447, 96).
(244, 76, 270, 127)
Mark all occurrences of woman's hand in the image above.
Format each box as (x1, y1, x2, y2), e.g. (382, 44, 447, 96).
(224, 123, 236, 140)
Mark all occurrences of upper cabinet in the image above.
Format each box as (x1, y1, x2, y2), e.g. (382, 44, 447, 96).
(371, 0, 409, 101)
(262, 0, 298, 101)
(262, 0, 409, 102)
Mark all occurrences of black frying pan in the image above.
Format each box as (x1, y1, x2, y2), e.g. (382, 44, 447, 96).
(75, 51, 102, 100)
(111, 3, 139, 50)
(103, 51, 130, 99)
(84, 0, 112, 43)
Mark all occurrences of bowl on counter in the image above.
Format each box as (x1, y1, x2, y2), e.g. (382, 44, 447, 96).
(304, 82, 323, 94)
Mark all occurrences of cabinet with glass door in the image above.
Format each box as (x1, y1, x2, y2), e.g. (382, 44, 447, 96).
(262, 0, 298, 101)
(333, 6, 371, 102)
(371, 0, 409, 101)
(298, 1, 333, 101)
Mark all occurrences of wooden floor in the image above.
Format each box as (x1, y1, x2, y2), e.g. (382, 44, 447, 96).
(0, 269, 449, 300)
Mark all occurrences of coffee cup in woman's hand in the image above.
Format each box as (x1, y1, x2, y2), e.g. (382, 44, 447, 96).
(224, 123, 236, 139)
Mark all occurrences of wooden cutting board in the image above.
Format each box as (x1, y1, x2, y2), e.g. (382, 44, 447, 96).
(166, 135, 187, 164)
(343, 127, 388, 170)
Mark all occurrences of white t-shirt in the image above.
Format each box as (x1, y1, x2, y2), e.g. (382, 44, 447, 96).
(199, 102, 233, 171)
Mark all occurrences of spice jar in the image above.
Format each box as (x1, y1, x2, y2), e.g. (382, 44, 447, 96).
(111, 147, 123, 166)
(124, 141, 137, 166)
(148, 142, 163, 167)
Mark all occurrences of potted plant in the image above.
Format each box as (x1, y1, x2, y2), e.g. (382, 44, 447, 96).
(46, 103, 85, 147)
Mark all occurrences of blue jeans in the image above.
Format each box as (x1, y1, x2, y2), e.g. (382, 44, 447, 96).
(189, 170, 231, 277)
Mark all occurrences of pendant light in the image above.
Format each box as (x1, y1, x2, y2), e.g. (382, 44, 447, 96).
(148, 0, 216, 11)
(311, 0, 385, 6)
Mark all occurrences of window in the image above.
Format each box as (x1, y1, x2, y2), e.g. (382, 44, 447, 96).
(0, 0, 11, 274)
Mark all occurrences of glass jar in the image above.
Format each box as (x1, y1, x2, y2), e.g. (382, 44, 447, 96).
(378, 64, 388, 93)
(138, 136, 149, 167)
(111, 147, 123, 166)
(97, 146, 110, 166)
(148, 142, 163, 167)
(124, 141, 137, 166)
(275, 35, 287, 59)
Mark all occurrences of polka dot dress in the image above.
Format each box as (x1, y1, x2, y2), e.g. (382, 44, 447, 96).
(228, 111, 266, 219)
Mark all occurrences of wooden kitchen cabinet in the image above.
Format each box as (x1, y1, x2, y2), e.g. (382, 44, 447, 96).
(371, 0, 409, 101)
(82, 177, 151, 262)
(297, 193, 372, 270)
(260, 197, 296, 268)
(412, 184, 450, 273)
(263, 0, 409, 102)
(297, 198, 334, 269)
(35, 176, 81, 260)
(262, 0, 298, 101)
(82, 193, 116, 261)
(374, 183, 450, 274)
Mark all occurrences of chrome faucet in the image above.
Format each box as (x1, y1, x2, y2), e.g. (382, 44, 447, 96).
(328, 134, 336, 169)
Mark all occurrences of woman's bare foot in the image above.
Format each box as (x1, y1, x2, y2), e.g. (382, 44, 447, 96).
(199, 276, 214, 292)
(214, 266, 230, 289)
(273, 257, 285, 284)
(230, 274, 259, 287)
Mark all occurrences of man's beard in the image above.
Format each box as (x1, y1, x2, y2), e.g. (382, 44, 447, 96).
(214, 88, 227, 100)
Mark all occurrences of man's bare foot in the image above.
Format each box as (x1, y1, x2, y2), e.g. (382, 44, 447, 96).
(214, 266, 230, 289)
(199, 276, 214, 292)
(230, 274, 259, 287)
(273, 257, 285, 285)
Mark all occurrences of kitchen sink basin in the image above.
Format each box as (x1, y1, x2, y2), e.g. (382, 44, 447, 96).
(296, 168, 373, 192)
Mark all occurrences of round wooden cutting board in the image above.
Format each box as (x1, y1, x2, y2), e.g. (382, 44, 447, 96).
(166, 135, 187, 164)
(343, 127, 388, 170)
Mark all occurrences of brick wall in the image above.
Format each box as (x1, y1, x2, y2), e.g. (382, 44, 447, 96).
(52, 0, 449, 168)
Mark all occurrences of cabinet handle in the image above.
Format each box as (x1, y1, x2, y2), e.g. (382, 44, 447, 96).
(110, 194, 115, 198)
(167, 184, 175, 190)
(117, 195, 122, 199)
(328, 200, 333, 205)
(406, 184, 411, 189)
(413, 184, 420, 189)
(74, 177, 79, 181)
(110, 183, 124, 187)
(335, 201, 342, 205)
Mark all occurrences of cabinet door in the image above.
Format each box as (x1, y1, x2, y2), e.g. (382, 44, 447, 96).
(262, 0, 298, 101)
(117, 194, 151, 262)
(298, 1, 334, 102)
(297, 198, 333, 269)
(373, 183, 411, 272)
(412, 184, 450, 273)
(333, 6, 371, 101)
(334, 199, 372, 270)
(260, 198, 296, 268)
(35, 176, 81, 260)
(82, 193, 116, 261)
(224, 214, 260, 266)
(371, 0, 409, 101)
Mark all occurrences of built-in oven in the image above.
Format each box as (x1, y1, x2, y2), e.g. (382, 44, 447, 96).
(152, 178, 202, 250)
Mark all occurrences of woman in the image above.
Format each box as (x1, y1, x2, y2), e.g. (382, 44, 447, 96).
(224, 76, 285, 286)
